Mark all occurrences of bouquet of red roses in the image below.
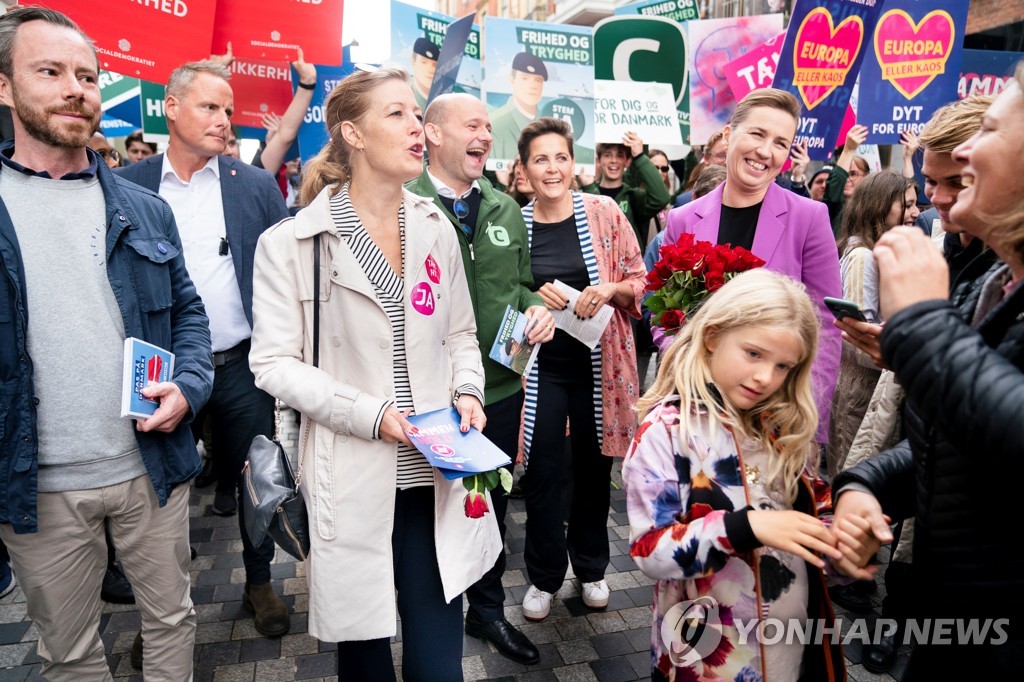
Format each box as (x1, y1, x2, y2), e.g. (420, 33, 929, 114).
(644, 234, 765, 334)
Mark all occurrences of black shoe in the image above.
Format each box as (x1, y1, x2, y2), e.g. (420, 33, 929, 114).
(130, 632, 143, 670)
(828, 581, 874, 614)
(211, 489, 237, 516)
(508, 481, 525, 499)
(465, 610, 539, 665)
(193, 457, 216, 489)
(101, 563, 136, 605)
(863, 631, 898, 673)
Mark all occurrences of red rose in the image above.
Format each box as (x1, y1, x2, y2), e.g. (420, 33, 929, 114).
(660, 309, 685, 330)
(464, 491, 489, 518)
(706, 272, 726, 292)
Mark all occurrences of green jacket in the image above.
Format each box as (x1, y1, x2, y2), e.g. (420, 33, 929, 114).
(824, 164, 848, 236)
(581, 153, 670, 249)
(407, 172, 543, 405)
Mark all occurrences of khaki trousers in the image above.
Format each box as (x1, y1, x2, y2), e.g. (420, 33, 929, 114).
(0, 475, 195, 681)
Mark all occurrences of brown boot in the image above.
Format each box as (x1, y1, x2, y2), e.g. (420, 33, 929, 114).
(243, 582, 290, 637)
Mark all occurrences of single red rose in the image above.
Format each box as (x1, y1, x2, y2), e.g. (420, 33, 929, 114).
(464, 491, 489, 518)
(706, 272, 726, 292)
(660, 308, 684, 330)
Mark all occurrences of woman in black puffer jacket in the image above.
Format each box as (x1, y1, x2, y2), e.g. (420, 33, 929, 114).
(832, 63, 1024, 679)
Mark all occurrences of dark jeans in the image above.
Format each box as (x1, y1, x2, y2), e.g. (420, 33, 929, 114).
(465, 390, 524, 622)
(190, 341, 276, 585)
(337, 487, 463, 682)
(524, 369, 612, 593)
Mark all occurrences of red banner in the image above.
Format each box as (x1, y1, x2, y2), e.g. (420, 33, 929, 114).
(228, 58, 295, 128)
(25, 0, 217, 84)
(211, 0, 345, 66)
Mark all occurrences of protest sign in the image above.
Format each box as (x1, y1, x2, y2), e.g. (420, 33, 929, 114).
(100, 70, 143, 133)
(389, 1, 481, 110)
(25, 0, 216, 84)
(688, 13, 784, 145)
(228, 58, 295, 129)
(100, 115, 138, 138)
(958, 49, 1024, 99)
(593, 15, 689, 158)
(296, 57, 356, 162)
(614, 0, 699, 22)
(212, 0, 344, 65)
(140, 81, 169, 141)
(426, 13, 476, 106)
(594, 81, 682, 148)
(773, 0, 886, 160)
(484, 17, 595, 171)
(859, 0, 970, 143)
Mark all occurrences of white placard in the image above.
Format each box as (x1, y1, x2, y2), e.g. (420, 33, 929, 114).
(594, 80, 684, 148)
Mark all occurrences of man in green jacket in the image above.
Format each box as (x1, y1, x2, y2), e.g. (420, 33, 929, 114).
(407, 93, 554, 666)
(579, 132, 670, 251)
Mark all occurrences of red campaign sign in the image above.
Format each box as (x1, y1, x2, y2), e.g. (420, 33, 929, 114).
(212, 0, 345, 66)
(26, 0, 217, 84)
(228, 58, 294, 128)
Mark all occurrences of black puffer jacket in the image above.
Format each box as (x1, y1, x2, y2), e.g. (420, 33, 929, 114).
(834, 280, 1024, 620)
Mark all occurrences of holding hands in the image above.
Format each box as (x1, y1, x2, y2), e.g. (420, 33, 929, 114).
(832, 490, 894, 579)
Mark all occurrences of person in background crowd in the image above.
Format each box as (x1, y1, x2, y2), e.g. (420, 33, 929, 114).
(833, 92, 998, 675)
(674, 129, 726, 207)
(647, 148, 673, 235)
(223, 126, 240, 160)
(809, 164, 833, 202)
(250, 49, 317, 176)
(490, 52, 548, 162)
(824, 124, 871, 233)
(248, 68, 500, 681)
(408, 92, 553, 666)
(832, 62, 1024, 679)
(505, 155, 534, 207)
(116, 60, 291, 648)
(87, 131, 120, 169)
(0, 7, 213, 678)
(658, 88, 842, 449)
(408, 37, 438, 111)
(777, 140, 811, 198)
(125, 128, 157, 163)
(517, 117, 646, 622)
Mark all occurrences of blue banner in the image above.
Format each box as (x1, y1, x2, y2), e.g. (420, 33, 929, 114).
(772, 0, 886, 160)
(958, 49, 1024, 99)
(426, 13, 475, 107)
(859, 0, 970, 143)
(296, 47, 355, 162)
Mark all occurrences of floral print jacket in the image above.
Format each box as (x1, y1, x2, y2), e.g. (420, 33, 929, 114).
(621, 396, 844, 682)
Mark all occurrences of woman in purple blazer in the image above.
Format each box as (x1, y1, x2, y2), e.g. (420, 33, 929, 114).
(658, 89, 842, 445)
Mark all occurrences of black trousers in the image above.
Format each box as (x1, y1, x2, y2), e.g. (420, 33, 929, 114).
(464, 390, 523, 622)
(190, 341, 276, 584)
(524, 368, 612, 593)
(336, 487, 463, 682)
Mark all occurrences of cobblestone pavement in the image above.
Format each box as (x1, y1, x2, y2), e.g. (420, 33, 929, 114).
(1, 408, 905, 681)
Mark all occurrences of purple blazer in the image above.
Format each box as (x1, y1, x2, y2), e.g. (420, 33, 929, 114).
(660, 182, 842, 444)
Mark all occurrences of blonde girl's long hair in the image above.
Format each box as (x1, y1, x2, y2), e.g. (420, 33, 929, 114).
(299, 67, 411, 206)
(638, 269, 820, 504)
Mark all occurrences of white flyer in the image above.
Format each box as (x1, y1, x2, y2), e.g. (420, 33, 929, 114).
(550, 280, 614, 350)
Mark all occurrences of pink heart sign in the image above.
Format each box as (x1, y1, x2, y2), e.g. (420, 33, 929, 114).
(873, 10, 955, 100)
(792, 7, 865, 110)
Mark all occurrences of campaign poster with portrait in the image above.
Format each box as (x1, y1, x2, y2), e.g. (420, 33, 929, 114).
(859, 0, 970, 144)
(26, 0, 217, 84)
(388, 1, 481, 112)
(687, 13, 784, 145)
(773, 0, 886, 160)
(483, 17, 595, 171)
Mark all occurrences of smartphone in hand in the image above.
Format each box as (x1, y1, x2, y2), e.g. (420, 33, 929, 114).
(824, 297, 874, 323)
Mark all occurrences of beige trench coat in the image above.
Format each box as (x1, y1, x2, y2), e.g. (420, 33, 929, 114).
(249, 186, 501, 643)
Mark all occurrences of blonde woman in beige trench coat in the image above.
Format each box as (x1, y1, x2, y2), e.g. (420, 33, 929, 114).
(248, 69, 500, 681)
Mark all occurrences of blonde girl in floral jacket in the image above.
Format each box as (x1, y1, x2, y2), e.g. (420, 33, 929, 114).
(623, 269, 879, 681)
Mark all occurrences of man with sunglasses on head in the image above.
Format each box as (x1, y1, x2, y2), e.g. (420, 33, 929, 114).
(408, 92, 554, 667)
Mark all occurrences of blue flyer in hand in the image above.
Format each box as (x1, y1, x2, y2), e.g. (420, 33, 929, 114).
(406, 408, 512, 480)
(121, 337, 174, 419)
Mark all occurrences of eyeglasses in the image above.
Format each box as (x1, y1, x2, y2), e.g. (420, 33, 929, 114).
(453, 198, 472, 239)
(707, 151, 727, 162)
(848, 170, 866, 179)
(95, 148, 120, 162)
(655, 165, 670, 173)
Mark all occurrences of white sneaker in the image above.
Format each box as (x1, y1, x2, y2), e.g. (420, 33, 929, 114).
(522, 585, 553, 621)
(582, 579, 609, 609)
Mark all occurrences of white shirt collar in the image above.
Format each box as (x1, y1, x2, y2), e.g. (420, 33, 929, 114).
(161, 153, 221, 184)
(426, 168, 479, 200)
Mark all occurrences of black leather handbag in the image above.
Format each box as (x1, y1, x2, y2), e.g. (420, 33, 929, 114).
(241, 236, 321, 561)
